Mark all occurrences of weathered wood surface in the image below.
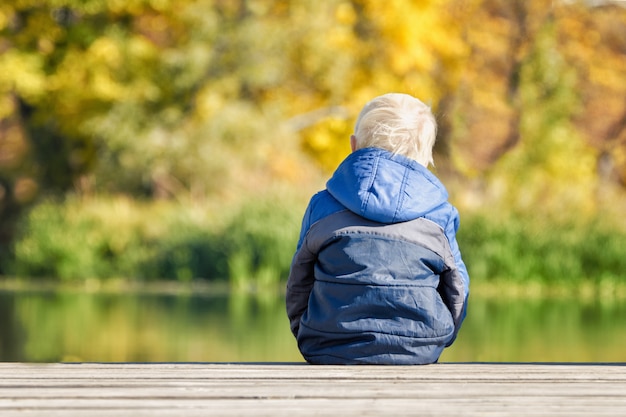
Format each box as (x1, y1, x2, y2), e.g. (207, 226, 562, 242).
(0, 362, 625, 416)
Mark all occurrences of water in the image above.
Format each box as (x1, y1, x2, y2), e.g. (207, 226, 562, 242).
(0, 289, 624, 362)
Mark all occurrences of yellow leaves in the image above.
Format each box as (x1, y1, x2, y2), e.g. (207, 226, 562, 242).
(0, 6, 9, 31)
(49, 47, 113, 102)
(61, 37, 128, 101)
(23, 8, 64, 52)
(390, 43, 434, 75)
(84, 37, 146, 101)
(327, 25, 356, 50)
(354, 0, 469, 97)
(296, 0, 473, 172)
(466, 15, 512, 56)
(89, 37, 122, 68)
(589, 60, 626, 91)
(91, 72, 126, 102)
(127, 34, 158, 59)
(335, 2, 357, 25)
(557, 5, 626, 91)
(0, 95, 14, 120)
(0, 51, 46, 103)
(107, 0, 146, 15)
(544, 127, 597, 183)
(369, 1, 439, 73)
(194, 86, 225, 121)
(146, 0, 170, 13)
(490, 114, 599, 214)
(0, 0, 624, 214)
(45, 31, 164, 116)
(301, 117, 352, 172)
(445, 0, 626, 214)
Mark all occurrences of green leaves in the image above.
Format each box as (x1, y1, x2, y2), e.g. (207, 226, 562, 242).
(2, 0, 623, 201)
(2, 0, 626, 280)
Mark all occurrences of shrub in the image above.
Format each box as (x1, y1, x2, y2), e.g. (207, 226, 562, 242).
(458, 213, 626, 285)
(8, 196, 625, 289)
(7, 195, 302, 287)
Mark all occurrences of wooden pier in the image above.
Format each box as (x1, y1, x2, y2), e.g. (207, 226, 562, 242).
(0, 362, 625, 416)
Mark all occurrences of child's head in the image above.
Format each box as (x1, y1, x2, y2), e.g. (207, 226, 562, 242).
(352, 93, 437, 167)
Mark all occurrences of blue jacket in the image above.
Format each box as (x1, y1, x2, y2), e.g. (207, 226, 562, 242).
(286, 148, 469, 364)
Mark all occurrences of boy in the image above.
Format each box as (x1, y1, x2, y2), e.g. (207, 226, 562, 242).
(286, 93, 469, 365)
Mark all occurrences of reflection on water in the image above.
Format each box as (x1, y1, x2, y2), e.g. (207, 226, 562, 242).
(0, 289, 624, 362)
(441, 296, 626, 362)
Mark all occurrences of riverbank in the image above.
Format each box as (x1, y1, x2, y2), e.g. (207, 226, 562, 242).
(2, 275, 626, 301)
(4, 196, 626, 291)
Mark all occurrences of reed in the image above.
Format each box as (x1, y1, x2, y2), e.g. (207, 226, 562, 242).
(7, 195, 301, 288)
(6, 197, 626, 290)
(458, 212, 626, 287)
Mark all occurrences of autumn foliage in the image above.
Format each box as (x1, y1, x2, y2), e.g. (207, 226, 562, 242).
(1, 0, 625, 263)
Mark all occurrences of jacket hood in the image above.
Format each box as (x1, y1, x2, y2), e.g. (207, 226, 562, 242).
(326, 148, 448, 223)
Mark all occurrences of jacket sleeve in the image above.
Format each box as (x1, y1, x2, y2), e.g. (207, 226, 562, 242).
(285, 242, 316, 337)
(285, 204, 317, 337)
(438, 207, 470, 346)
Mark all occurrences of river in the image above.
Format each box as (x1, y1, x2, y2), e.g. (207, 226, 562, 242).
(0, 288, 624, 362)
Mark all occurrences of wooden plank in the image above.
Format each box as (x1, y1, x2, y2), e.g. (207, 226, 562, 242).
(0, 363, 624, 416)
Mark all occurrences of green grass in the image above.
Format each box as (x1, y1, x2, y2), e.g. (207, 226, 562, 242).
(6, 195, 302, 290)
(458, 212, 626, 289)
(4, 196, 626, 293)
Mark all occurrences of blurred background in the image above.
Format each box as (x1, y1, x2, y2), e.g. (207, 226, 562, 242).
(0, 0, 625, 363)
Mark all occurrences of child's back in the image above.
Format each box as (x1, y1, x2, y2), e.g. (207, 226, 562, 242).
(286, 93, 470, 365)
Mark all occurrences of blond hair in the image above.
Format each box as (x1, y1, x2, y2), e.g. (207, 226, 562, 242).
(353, 93, 437, 167)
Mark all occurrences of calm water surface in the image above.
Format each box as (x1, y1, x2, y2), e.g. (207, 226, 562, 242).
(0, 289, 624, 362)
